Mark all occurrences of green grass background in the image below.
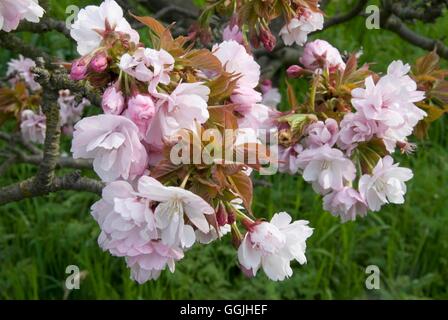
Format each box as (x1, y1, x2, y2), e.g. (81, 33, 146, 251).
(0, 0, 447, 299)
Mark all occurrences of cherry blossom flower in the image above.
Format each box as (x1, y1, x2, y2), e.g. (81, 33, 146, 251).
(351, 61, 426, 152)
(70, 0, 140, 55)
(278, 144, 303, 174)
(222, 25, 244, 44)
(237, 103, 279, 131)
(297, 145, 356, 192)
(91, 180, 158, 257)
(359, 156, 413, 211)
(20, 109, 46, 144)
(195, 225, 231, 244)
(119, 47, 175, 91)
(125, 94, 156, 138)
(338, 112, 379, 154)
(323, 187, 368, 222)
(7, 55, 41, 91)
(137, 176, 215, 249)
(102, 85, 125, 115)
(238, 212, 313, 281)
(300, 39, 346, 72)
(71, 114, 148, 182)
(212, 40, 261, 108)
(279, 9, 323, 46)
(304, 118, 339, 149)
(146, 82, 210, 147)
(126, 241, 184, 283)
(0, 0, 44, 32)
(58, 89, 90, 128)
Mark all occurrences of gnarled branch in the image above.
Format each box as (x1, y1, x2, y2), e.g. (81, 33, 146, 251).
(0, 171, 103, 205)
(383, 14, 448, 60)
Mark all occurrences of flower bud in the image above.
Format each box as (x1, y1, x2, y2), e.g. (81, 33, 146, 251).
(90, 51, 108, 73)
(102, 85, 125, 115)
(286, 65, 304, 78)
(260, 79, 273, 94)
(259, 27, 276, 52)
(216, 202, 228, 227)
(70, 59, 88, 81)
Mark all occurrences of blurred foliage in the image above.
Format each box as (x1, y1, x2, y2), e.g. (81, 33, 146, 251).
(0, 0, 447, 299)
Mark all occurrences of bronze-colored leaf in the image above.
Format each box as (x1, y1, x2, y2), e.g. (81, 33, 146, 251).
(228, 172, 253, 212)
(182, 49, 222, 73)
(131, 14, 169, 39)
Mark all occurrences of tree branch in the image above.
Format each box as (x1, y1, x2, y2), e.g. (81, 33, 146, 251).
(383, 14, 448, 60)
(33, 67, 102, 106)
(0, 32, 55, 68)
(323, 0, 368, 29)
(17, 154, 92, 169)
(16, 17, 70, 38)
(0, 171, 103, 205)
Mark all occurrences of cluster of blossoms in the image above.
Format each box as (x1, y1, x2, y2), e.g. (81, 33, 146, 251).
(270, 38, 430, 222)
(0, 0, 44, 32)
(2, 55, 90, 144)
(2, 0, 445, 285)
(67, 0, 312, 283)
(198, 0, 323, 51)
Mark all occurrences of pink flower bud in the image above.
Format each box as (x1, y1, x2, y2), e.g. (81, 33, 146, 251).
(90, 51, 108, 73)
(260, 79, 273, 94)
(102, 86, 125, 115)
(259, 27, 276, 52)
(286, 65, 304, 78)
(70, 59, 88, 81)
(216, 203, 228, 227)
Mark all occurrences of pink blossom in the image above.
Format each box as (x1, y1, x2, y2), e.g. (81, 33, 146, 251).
(223, 25, 243, 44)
(297, 145, 356, 192)
(359, 156, 413, 211)
(195, 225, 231, 244)
(351, 61, 426, 151)
(7, 55, 41, 91)
(338, 112, 379, 153)
(91, 180, 158, 257)
(300, 39, 346, 72)
(102, 86, 125, 115)
(0, 0, 44, 32)
(278, 144, 303, 174)
(237, 103, 278, 131)
(119, 47, 174, 91)
(304, 118, 339, 149)
(71, 114, 148, 182)
(279, 9, 323, 46)
(238, 212, 313, 281)
(146, 82, 210, 148)
(212, 40, 261, 108)
(126, 241, 184, 283)
(20, 109, 46, 144)
(58, 89, 89, 127)
(125, 94, 156, 138)
(323, 187, 368, 222)
(70, 0, 140, 55)
(136, 176, 215, 249)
